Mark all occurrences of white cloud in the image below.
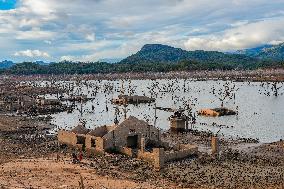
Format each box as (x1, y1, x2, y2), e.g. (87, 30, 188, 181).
(184, 18, 284, 51)
(85, 33, 95, 42)
(16, 28, 55, 40)
(1, 0, 284, 61)
(44, 40, 52, 44)
(20, 0, 54, 16)
(59, 42, 140, 62)
(14, 50, 50, 58)
(60, 55, 75, 61)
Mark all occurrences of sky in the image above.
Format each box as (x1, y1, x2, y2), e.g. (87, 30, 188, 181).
(1, 0, 284, 62)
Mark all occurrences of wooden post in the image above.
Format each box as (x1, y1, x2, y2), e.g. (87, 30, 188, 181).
(211, 136, 219, 157)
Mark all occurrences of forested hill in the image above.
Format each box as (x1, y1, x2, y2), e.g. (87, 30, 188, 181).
(120, 44, 257, 66)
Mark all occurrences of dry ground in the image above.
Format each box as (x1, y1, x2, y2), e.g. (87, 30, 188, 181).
(0, 115, 284, 189)
(0, 157, 160, 189)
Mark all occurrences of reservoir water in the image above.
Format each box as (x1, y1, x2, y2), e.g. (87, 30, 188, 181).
(49, 79, 284, 143)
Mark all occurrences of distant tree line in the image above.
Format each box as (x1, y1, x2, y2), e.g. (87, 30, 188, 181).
(0, 60, 283, 75)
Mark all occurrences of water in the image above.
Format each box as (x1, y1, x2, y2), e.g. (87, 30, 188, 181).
(49, 79, 284, 143)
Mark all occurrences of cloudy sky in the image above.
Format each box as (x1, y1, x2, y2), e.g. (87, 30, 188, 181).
(1, 0, 284, 62)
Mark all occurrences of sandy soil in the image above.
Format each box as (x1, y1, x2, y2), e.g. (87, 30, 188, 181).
(0, 158, 159, 189)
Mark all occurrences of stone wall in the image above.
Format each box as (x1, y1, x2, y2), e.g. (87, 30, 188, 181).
(137, 148, 165, 170)
(164, 145, 198, 162)
(119, 147, 133, 156)
(95, 137, 105, 153)
(58, 130, 198, 170)
(103, 123, 160, 150)
(85, 134, 96, 149)
(58, 130, 77, 146)
(88, 126, 108, 137)
(136, 145, 198, 169)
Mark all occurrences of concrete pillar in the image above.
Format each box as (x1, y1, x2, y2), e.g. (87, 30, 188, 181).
(211, 136, 219, 156)
(185, 119, 189, 131)
(95, 137, 105, 153)
(140, 138, 145, 153)
(153, 148, 165, 171)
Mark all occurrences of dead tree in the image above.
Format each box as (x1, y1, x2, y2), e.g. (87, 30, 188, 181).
(260, 81, 283, 97)
(182, 97, 198, 129)
(211, 81, 238, 108)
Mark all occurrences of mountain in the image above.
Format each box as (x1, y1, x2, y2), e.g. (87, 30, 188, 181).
(98, 58, 122, 63)
(119, 44, 257, 66)
(257, 43, 284, 60)
(34, 61, 50, 65)
(235, 43, 284, 60)
(235, 44, 273, 57)
(120, 44, 189, 64)
(0, 60, 15, 69)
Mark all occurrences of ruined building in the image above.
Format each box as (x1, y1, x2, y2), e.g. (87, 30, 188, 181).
(169, 110, 189, 132)
(58, 116, 198, 169)
(112, 95, 155, 105)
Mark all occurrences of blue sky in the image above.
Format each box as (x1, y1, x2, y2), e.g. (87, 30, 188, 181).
(1, 0, 284, 62)
(0, 0, 16, 10)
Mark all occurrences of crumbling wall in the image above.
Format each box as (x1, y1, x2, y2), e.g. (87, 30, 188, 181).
(138, 150, 153, 160)
(85, 134, 105, 153)
(103, 130, 115, 150)
(164, 145, 198, 162)
(104, 129, 141, 148)
(119, 147, 133, 156)
(88, 126, 108, 137)
(58, 130, 77, 146)
(85, 135, 105, 156)
(103, 124, 160, 149)
(137, 148, 165, 170)
(95, 137, 105, 152)
(85, 134, 96, 149)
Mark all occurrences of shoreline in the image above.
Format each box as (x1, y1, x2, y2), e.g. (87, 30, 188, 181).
(1, 68, 284, 81)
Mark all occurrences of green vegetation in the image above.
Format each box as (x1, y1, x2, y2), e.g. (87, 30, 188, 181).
(1, 59, 282, 75)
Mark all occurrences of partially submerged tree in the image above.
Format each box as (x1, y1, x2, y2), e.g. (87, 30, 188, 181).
(211, 81, 238, 108)
(259, 81, 283, 97)
(182, 97, 198, 129)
